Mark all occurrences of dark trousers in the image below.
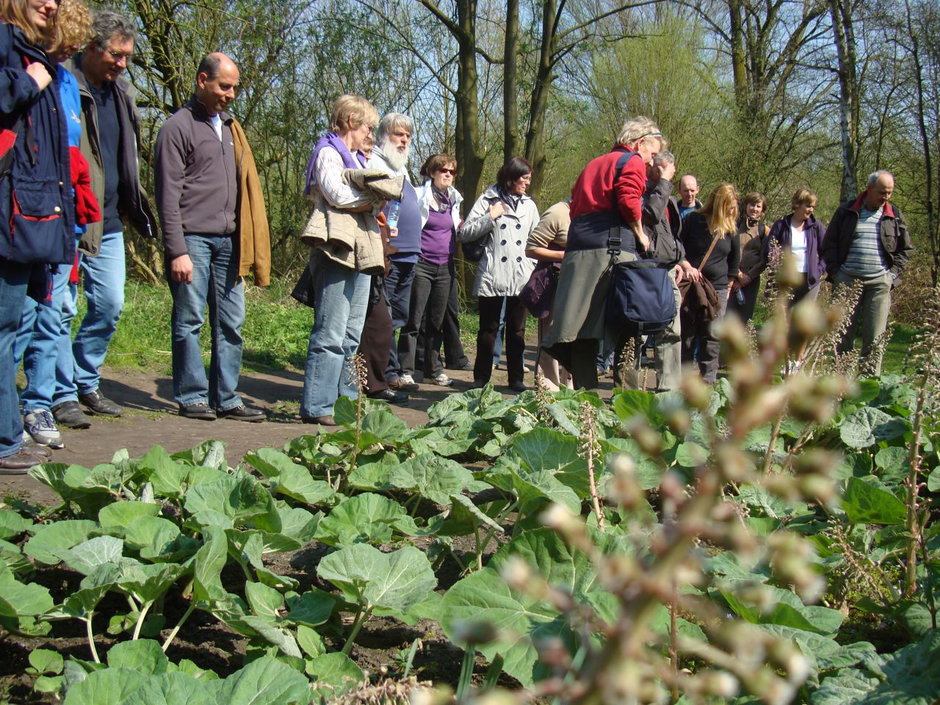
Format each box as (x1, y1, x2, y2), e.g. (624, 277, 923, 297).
(383, 259, 416, 381)
(474, 295, 526, 385)
(727, 278, 760, 324)
(399, 258, 451, 377)
(680, 286, 727, 383)
(361, 278, 393, 395)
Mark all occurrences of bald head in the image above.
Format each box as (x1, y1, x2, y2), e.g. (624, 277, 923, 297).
(195, 52, 239, 116)
(678, 174, 699, 207)
(864, 170, 895, 211)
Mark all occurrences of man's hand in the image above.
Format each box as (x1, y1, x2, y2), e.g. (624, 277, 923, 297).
(26, 63, 53, 90)
(170, 254, 194, 283)
(659, 161, 676, 182)
(489, 202, 506, 220)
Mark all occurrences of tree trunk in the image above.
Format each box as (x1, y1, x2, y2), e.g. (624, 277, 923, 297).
(502, 0, 519, 164)
(829, 0, 860, 202)
(524, 0, 558, 198)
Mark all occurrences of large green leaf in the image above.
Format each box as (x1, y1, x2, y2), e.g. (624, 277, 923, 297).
(842, 477, 907, 525)
(216, 655, 310, 705)
(123, 671, 217, 705)
(811, 630, 940, 704)
(437, 493, 505, 537)
(720, 585, 843, 636)
(107, 639, 169, 675)
(403, 454, 475, 506)
(307, 652, 364, 695)
(317, 544, 436, 613)
(62, 668, 147, 705)
(313, 493, 415, 546)
(440, 568, 556, 687)
(117, 562, 188, 604)
(184, 474, 280, 532)
(839, 407, 894, 449)
(98, 501, 161, 535)
(347, 453, 415, 493)
(53, 536, 126, 575)
(193, 527, 227, 602)
(0, 508, 32, 540)
(123, 517, 193, 562)
(285, 591, 334, 626)
(0, 567, 53, 617)
(24, 520, 98, 565)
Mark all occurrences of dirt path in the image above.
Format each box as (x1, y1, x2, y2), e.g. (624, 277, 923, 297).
(0, 362, 537, 507)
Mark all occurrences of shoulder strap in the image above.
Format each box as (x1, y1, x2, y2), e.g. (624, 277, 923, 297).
(698, 230, 722, 273)
(607, 147, 638, 257)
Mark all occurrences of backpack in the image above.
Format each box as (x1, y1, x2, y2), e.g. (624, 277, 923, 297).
(604, 149, 676, 334)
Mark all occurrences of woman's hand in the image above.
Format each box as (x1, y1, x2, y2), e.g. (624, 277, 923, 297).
(488, 202, 506, 220)
(636, 230, 651, 253)
(681, 260, 702, 283)
(26, 63, 53, 91)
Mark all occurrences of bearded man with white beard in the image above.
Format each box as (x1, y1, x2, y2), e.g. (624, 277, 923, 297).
(366, 113, 429, 390)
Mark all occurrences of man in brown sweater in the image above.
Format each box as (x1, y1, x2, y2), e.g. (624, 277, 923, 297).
(154, 53, 267, 422)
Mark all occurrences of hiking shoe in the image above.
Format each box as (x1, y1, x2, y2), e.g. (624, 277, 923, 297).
(79, 389, 122, 416)
(430, 372, 453, 387)
(23, 410, 64, 449)
(217, 405, 265, 422)
(390, 374, 418, 391)
(52, 400, 92, 429)
(178, 402, 217, 421)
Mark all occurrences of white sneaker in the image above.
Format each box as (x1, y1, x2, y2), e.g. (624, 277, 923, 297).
(431, 372, 453, 387)
(23, 409, 64, 449)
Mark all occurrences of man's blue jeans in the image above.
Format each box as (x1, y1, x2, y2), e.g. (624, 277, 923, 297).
(0, 259, 31, 458)
(301, 255, 370, 418)
(169, 234, 245, 411)
(15, 259, 73, 411)
(72, 230, 125, 395)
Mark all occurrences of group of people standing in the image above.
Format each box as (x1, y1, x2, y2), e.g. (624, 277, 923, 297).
(0, 4, 913, 472)
(2, 1, 269, 471)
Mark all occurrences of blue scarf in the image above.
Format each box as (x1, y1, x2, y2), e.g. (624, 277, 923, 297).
(304, 131, 366, 195)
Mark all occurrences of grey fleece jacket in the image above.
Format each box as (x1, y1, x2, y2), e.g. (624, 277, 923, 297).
(154, 98, 238, 259)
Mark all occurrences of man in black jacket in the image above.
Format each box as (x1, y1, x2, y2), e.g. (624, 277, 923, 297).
(821, 170, 913, 374)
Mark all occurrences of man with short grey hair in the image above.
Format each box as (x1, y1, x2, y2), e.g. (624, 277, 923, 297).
(822, 170, 913, 374)
(55, 8, 156, 428)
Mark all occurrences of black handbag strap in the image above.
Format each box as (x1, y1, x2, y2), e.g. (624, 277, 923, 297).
(606, 147, 638, 258)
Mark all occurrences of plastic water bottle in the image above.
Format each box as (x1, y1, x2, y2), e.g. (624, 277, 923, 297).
(386, 200, 400, 237)
(735, 289, 745, 305)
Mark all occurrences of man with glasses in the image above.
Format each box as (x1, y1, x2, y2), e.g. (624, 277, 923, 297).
(57, 8, 155, 429)
(154, 53, 269, 422)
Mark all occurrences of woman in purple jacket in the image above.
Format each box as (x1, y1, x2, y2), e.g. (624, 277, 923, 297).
(762, 189, 826, 303)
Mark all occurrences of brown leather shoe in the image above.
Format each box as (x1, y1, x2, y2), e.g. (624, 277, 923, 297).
(301, 415, 336, 426)
(0, 449, 45, 474)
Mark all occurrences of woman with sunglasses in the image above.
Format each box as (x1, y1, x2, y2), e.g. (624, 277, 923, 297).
(396, 154, 464, 388)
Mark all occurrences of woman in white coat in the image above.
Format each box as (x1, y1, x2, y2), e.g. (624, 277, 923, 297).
(459, 157, 539, 392)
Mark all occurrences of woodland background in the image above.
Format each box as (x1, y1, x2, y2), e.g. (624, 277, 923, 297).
(107, 0, 940, 317)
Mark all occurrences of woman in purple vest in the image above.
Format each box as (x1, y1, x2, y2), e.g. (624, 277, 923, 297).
(762, 188, 826, 304)
(398, 154, 463, 388)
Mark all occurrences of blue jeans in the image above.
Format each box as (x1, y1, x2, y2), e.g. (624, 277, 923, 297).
(169, 234, 245, 411)
(15, 259, 73, 411)
(301, 254, 370, 418)
(73, 230, 125, 394)
(383, 258, 416, 381)
(1, 259, 31, 457)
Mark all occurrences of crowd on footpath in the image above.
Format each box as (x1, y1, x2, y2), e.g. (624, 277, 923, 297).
(0, 1, 914, 472)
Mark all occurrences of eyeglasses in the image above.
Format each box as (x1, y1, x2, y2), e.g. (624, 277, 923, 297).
(107, 49, 133, 61)
(640, 131, 663, 139)
(437, 168, 456, 175)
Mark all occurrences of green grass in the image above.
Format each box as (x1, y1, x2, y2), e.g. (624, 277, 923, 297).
(82, 277, 914, 376)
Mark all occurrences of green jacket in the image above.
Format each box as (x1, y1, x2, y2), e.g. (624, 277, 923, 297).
(66, 54, 155, 256)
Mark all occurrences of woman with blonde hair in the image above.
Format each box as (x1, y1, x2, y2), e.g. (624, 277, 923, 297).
(679, 183, 740, 383)
(1, 0, 75, 469)
(298, 94, 382, 426)
(762, 188, 826, 303)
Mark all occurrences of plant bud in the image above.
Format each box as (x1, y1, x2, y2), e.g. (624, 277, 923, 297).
(719, 314, 751, 363)
(700, 670, 740, 698)
(607, 455, 643, 510)
(680, 371, 711, 410)
(535, 636, 571, 669)
(665, 408, 691, 435)
(500, 556, 532, 591)
(628, 418, 664, 456)
(715, 444, 752, 483)
(789, 299, 828, 341)
(797, 474, 836, 503)
(776, 252, 801, 289)
(451, 619, 498, 646)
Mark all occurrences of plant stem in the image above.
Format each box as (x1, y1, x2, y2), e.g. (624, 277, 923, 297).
(456, 644, 476, 702)
(341, 606, 372, 656)
(903, 379, 927, 596)
(762, 412, 785, 474)
(84, 615, 100, 664)
(162, 602, 196, 653)
(132, 601, 152, 640)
